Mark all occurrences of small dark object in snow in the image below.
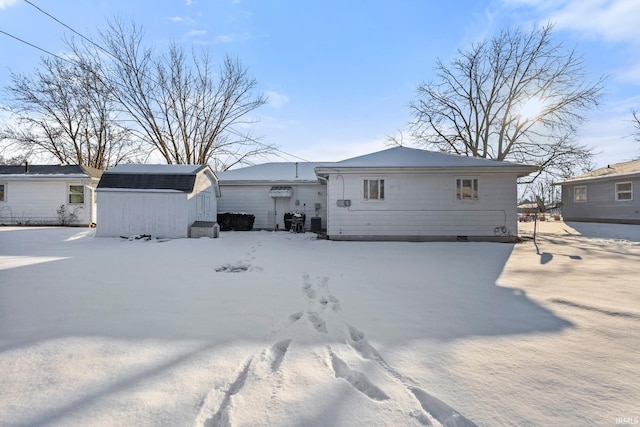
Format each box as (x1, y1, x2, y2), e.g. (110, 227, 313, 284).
(121, 234, 153, 241)
(215, 263, 250, 273)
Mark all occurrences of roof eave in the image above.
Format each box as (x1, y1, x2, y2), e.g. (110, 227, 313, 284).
(556, 170, 640, 185)
(218, 179, 322, 185)
(0, 174, 92, 180)
(314, 165, 538, 175)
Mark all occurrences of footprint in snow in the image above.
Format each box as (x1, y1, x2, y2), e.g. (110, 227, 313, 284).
(302, 275, 341, 312)
(328, 347, 389, 401)
(288, 312, 303, 322)
(307, 311, 327, 333)
(202, 357, 253, 427)
(345, 325, 478, 427)
(264, 339, 292, 372)
(197, 339, 294, 427)
(302, 282, 316, 299)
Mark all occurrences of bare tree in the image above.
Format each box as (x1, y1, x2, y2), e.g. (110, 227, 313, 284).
(0, 54, 138, 169)
(409, 23, 605, 181)
(95, 19, 271, 169)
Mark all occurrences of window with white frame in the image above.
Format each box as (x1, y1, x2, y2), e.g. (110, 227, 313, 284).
(574, 185, 587, 202)
(68, 185, 85, 204)
(615, 182, 633, 201)
(456, 178, 478, 201)
(0, 183, 5, 202)
(363, 179, 384, 200)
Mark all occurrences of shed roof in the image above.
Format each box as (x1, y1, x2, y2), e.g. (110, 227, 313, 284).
(217, 162, 328, 183)
(557, 159, 640, 184)
(315, 147, 537, 176)
(0, 164, 102, 179)
(105, 164, 207, 174)
(98, 164, 213, 193)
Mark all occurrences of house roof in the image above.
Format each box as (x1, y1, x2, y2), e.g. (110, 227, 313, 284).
(557, 159, 640, 185)
(217, 162, 329, 183)
(0, 164, 102, 179)
(98, 164, 213, 193)
(315, 147, 537, 176)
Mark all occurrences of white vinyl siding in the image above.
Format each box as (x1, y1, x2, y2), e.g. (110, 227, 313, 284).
(97, 191, 188, 238)
(217, 183, 327, 230)
(615, 182, 632, 201)
(574, 186, 587, 202)
(326, 172, 519, 239)
(0, 180, 94, 225)
(96, 170, 217, 238)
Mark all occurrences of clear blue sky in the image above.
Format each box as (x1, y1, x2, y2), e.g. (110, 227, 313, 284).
(1, 0, 639, 168)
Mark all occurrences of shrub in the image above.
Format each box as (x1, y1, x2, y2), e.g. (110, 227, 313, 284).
(56, 204, 81, 226)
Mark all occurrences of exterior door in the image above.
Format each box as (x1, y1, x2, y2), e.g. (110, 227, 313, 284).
(275, 197, 290, 229)
(197, 193, 211, 220)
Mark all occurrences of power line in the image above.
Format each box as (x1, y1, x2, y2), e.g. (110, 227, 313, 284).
(8, 1, 325, 168)
(0, 30, 75, 65)
(22, 0, 121, 65)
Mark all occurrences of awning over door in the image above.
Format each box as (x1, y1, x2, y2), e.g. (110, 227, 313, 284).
(269, 186, 292, 198)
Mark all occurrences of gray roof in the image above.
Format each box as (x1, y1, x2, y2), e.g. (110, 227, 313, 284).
(0, 164, 102, 179)
(315, 147, 537, 176)
(557, 159, 640, 184)
(217, 162, 329, 183)
(98, 164, 212, 193)
(105, 164, 207, 174)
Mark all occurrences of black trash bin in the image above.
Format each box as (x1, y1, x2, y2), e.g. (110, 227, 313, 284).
(310, 216, 321, 232)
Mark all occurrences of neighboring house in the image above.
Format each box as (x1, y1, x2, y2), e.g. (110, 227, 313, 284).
(96, 164, 220, 238)
(557, 159, 640, 224)
(216, 162, 330, 230)
(314, 147, 537, 242)
(0, 164, 102, 226)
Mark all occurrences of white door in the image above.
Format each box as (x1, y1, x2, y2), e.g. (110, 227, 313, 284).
(275, 197, 290, 229)
(197, 193, 211, 220)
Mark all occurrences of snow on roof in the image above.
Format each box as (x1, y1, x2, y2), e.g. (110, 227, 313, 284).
(324, 146, 535, 169)
(217, 148, 538, 183)
(217, 162, 330, 183)
(557, 159, 640, 184)
(105, 164, 206, 174)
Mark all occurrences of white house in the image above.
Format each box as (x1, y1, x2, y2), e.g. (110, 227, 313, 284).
(557, 159, 640, 224)
(0, 164, 102, 226)
(216, 162, 329, 231)
(96, 164, 220, 238)
(314, 147, 537, 242)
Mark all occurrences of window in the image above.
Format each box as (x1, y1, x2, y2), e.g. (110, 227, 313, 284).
(574, 186, 587, 202)
(615, 182, 633, 201)
(456, 178, 478, 201)
(363, 179, 384, 200)
(0, 184, 5, 202)
(68, 185, 85, 204)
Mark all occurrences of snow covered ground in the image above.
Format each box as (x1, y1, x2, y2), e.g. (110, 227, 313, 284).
(0, 221, 639, 426)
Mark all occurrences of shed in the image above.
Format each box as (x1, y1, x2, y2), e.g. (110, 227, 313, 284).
(0, 164, 102, 226)
(216, 162, 330, 230)
(96, 164, 220, 238)
(557, 159, 640, 224)
(314, 147, 537, 242)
